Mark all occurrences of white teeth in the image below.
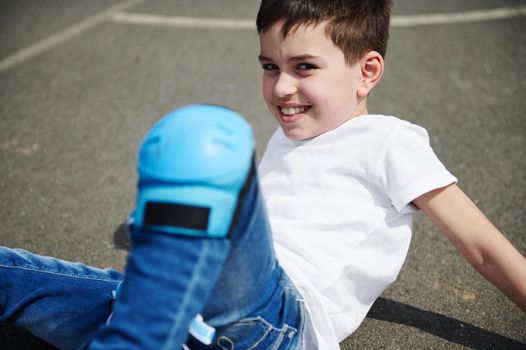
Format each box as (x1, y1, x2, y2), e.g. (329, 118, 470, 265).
(280, 106, 306, 115)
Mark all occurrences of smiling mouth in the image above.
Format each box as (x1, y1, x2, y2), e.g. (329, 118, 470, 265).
(280, 106, 308, 115)
(276, 106, 310, 124)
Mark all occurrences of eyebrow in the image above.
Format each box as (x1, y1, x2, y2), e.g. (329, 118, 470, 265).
(258, 54, 322, 62)
(258, 54, 272, 62)
(290, 54, 321, 61)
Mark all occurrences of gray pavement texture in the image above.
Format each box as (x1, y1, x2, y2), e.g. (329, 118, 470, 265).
(1, 0, 525, 349)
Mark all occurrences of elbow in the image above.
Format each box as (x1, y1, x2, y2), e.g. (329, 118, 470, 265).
(464, 241, 508, 277)
(470, 251, 489, 271)
(459, 244, 488, 271)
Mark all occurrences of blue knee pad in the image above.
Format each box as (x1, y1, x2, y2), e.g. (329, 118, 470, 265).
(133, 104, 255, 238)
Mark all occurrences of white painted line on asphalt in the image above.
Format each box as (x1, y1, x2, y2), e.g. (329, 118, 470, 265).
(0, 0, 145, 74)
(109, 5, 526, 29)
(1, 5, 524, 74)
(111, 12, 254, 29)
(391, 6, 526, 27)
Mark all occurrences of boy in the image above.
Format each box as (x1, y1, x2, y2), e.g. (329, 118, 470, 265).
(254, 0, 526, 348)
(1, 1, 525, 349)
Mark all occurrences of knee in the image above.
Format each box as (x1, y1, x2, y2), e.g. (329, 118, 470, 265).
(134, 105, 255, 238)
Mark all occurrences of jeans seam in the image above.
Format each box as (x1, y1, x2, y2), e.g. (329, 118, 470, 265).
(246, 323, 272, 350)
(217, 321, 271, 350)
(271, 325, 286, 350)
(164, 242, 215, 350)
(0, 264, 119, 283)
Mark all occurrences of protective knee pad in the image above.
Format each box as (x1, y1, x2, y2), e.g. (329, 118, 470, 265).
(133, 104, 255, 238)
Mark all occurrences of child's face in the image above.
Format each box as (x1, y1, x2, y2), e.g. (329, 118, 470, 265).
(259, 21, 366, 140)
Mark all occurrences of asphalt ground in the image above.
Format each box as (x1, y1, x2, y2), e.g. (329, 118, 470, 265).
(0, 1, 525, 349)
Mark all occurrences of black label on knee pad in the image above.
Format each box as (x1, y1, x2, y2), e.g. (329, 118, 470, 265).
(144, 202, 210, 231)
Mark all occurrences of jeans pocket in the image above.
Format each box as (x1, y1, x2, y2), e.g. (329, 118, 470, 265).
(215, 316, 298, 350)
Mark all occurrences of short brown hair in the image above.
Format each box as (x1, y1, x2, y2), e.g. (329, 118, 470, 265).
(256, 0, 392, 65)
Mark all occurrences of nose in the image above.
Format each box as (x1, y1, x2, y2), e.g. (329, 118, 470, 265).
(273, 72, 297, 98)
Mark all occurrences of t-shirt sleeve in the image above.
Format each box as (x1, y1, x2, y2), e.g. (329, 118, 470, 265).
(380, 123, 457, 214)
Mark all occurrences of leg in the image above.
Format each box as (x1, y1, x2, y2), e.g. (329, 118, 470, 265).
(89, 105, 305, 349)
(0, 247, 123, 350)
(89, 105, 255, 349)
(192, 177, 307, 350)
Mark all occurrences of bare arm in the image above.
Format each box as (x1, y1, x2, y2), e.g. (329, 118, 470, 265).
(413, 184, 526, 312)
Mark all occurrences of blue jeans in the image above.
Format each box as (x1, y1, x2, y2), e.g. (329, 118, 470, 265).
(0, 177, 307, 350)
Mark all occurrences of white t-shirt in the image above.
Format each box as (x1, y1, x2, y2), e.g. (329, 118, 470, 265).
(258, 115, 457, 349)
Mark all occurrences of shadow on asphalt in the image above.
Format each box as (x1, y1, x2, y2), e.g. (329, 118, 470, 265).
(113, 222, 131, 251)
(0, 324, 57, 349)
(369, 298, 526, 349)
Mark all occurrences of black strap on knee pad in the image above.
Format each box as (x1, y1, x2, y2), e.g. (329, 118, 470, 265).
(138, 153, 256, 240)
(143, 202, 210, 231)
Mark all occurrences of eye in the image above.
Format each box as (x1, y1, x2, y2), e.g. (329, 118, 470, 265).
(261, 63, 279, 71)
(296, 63, 317, 70)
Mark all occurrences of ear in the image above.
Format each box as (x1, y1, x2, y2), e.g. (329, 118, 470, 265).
(357, 51, 384, 98)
